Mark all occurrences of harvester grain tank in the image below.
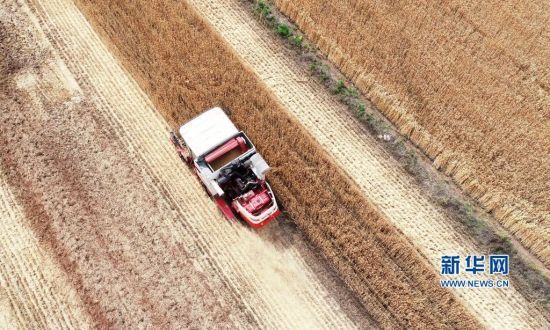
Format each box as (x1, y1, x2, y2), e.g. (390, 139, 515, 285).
(170, 107, 280, 228)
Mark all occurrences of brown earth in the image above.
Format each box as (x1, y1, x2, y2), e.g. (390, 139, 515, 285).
(273, 0, 550, 265)
(72, 0, 484, 328)
(0, 156, 92, 328)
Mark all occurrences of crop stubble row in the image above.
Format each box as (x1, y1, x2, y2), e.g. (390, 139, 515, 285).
(273, 0, 550, 265)
(74, 0, 482, 327)
(0, 172, 92, 329)
(0, 3, 92, 328)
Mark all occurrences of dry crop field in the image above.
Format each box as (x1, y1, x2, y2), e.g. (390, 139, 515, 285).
(73, 0, 484, 327)
(274, 0, 550, 265)
(1, 0, 374, 327)
(0, 0, 548, 328)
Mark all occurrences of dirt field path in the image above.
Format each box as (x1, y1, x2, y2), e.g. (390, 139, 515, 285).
(0, 172, 92, 329)
(0, 0, 372, 327)
(186, 0, 549, 328)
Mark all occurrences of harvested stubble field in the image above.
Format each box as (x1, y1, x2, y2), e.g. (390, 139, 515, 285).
(72, 0, 485, 328)
(1, 0, 547, 328)
(274, 0, 550, 264)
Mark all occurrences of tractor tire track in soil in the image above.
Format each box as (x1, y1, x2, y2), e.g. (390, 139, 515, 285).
(185, 0, 549, 328)
(0, 0, 371, 328)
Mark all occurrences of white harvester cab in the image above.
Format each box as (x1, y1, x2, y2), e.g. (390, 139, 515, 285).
(170, 107, 280, 228)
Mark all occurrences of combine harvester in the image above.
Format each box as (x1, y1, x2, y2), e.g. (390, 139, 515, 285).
(170, 107, 280, 228)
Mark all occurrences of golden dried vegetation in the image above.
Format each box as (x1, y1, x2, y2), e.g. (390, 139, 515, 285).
(75, 0, 480, 327)
(274, 0, 550, 265)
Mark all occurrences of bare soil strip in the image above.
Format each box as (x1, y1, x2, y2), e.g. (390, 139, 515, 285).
(0, 172, 92, 329)
(0, 0, 371, 327)
(185, 0, 549, 328)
